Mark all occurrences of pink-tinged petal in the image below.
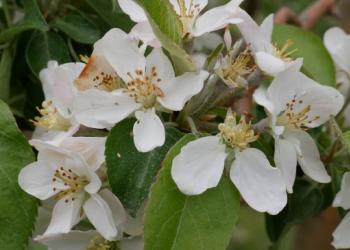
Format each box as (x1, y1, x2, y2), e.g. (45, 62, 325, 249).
(171, 136, 227, 195)
(230, 148, 287, 215)
(133, 108, 165, 152)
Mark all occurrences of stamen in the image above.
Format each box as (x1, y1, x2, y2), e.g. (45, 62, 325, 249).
(274, 39, 297, 62)
(218, 110, 259, 150)
(30, 100, 71, 131)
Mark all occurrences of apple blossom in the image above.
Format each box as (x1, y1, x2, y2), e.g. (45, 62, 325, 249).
(18, 137, 126, 241)
(31, 61, 84, 145)
(171, 109, 287, 215)
(331, 172, 350, 249)
(236, 11, 300, 75)
(74, 28, 209, 152)
(254, 60, 344, 192)
(119, 0, 243, 39)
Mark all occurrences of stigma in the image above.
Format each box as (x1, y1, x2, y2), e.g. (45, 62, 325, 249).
(218, 110, 259, 150)
(31, 101, 71, 131)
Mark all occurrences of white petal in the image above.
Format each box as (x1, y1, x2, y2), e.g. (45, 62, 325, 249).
(274, 138, 297, 193)
(193, 32, 223, 51)
(260, 14, 274, 40)
(18, 161, 60, 200)
(158, 70, 209, 111)
(40, 61, 85, 117)
(83, 194, 119, 241)
(130, 22, 161, 48)
(255, 52, 289, 76)
(146, 48, 175, 82)
(60, 137, 106, 171)
(98, 189, 127, 232)
(133, 109, 165, 152)
(332, 212, 350, 249)
(73, 89, 140, 129)
(324, 27, 350, 72)
(235, 9, 273, 52)
(193, 0, 243, 37)
(118, 0, 147, 22)
(44, 194, 84, 235)
(230, 148, 287, 215)
(253, 87, 276, 116)
(333, 172, 350, 209)
(171, 136, 227, 195)
(169, 0, 208, 16)
(36, 230, 99, 250)
(284, 130, 331, 183)
(101, 28, 146, 82)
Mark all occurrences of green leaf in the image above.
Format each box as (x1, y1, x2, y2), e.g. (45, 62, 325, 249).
(85, 0, 133, 31)
(26, 31, 71, 77)
(266, 179, 323, 242)
(52, 8, 101, 44)
(136, 0, 197, 74)
(0, 0, 48, 43)
(204, 43, 224, 72)
(272, 24, 336, 86)
(106, 119, 183, 216)
(0, 49, 13, 102)
(0, 100, 38, 249)
(144, 134, 240, 250)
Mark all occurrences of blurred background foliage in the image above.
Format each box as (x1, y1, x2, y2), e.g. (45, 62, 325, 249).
(0, 0, 348, 250)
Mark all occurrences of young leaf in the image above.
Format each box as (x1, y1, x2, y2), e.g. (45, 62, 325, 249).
(52, 8, 101, 44)
(105, 119, 183, 217)
(0, 0, 48, 43)
(0, 100, 38, 249)
(0, 49, 13, 102)
(144, 134, 240, 250)
(136, 0, 197, 74)
(25, 31, 71, 77)
(85, 0, 134, 31)
(272, 24, 336, 86)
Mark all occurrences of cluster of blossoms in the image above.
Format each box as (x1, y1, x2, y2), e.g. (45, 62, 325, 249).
(17, 0, 350, 249)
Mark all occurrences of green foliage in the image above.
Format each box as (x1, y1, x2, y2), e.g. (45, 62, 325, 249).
(0, 100, 38, 250)
(272, 24, 336, 86)
(0, 0, 48, 43)
(106, 119, 183, 217)
(144, 134, 240, 250)
(25, 31, 71, 77)
(52, 7, 101, 44)
(0, 49, 13, 102)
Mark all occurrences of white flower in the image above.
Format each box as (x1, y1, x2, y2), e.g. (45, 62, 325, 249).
(324, 27, 350, 95)
(32, 61, 85, 145)
(119, 0, 243, 39)
(332, 172, 350, 249)
(253, 60, 344, 192)
(171, 110, 287, 215)
(74, 28, 209, 152)
(236, 11, 300, 75)
(18, 137, 126, 241)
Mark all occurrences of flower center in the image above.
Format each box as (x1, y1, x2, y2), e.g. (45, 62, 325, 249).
(276, 95, 320, 130)
(126, 67, 164, 108)
(177, 0, 201, 36)
(273, 39, 297, 62)
(31, 100, 71, 131)
(52, 166, 89, 203)
(218, 111, 259, 150)
(218, 50, 254, 88)
(87, 236, 118, 250)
